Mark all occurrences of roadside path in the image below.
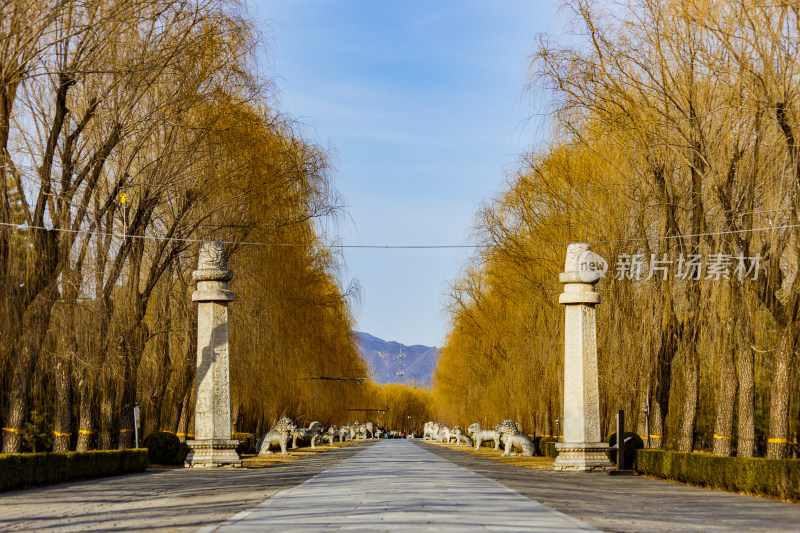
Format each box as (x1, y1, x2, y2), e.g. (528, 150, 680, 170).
(0, 442, 373, 532)
(417, 440, 800, 532)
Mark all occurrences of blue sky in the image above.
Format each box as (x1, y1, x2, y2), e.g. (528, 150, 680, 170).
(251, 1, 560, 347)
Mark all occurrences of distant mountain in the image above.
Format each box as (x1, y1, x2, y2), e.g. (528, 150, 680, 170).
(355, 331, 440, 386)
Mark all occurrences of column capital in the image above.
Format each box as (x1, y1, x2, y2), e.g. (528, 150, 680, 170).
(192, 241, 234, 302)
(559, 243, 604, 305)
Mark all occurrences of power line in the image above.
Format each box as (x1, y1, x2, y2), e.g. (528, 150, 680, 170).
(1, 221, 798, 250)
(292, 376, 368, 383)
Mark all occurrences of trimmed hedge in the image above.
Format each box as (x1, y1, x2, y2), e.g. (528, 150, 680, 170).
(143, 432, 186, 465)
(539, 437, 559, 458)
(0, 449, 149, 491)
(233, 432, 256, 455)
(635, 449, 800, 500)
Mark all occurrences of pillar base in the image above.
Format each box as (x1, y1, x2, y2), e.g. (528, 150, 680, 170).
(184, 439, 241, 467)
(552, 442, 612, 471)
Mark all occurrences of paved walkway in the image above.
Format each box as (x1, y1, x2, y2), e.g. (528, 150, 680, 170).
(0, 442, 373, 532)
(203, 439, 595, 532)
(418, 441, 800, 532)
(3, 439, 800, 532)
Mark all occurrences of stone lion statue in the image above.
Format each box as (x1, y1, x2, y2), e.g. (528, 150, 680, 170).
(338, 424, 356, 442)
(468, 423, 501, 451)
(322, 425, 338, 445)
(256, 417, 297, 456)
(442, 425, 456, 443)
(291, 421, 324, 450)
(495, 419, 535, 457)
(423, 421, 435, 440)
(431, 423, 450, 442)
(450, 426, 473, 447)
(363, 421, 375, 439)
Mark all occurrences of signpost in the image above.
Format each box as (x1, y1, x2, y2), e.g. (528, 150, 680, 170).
(133, 404, 140, 448)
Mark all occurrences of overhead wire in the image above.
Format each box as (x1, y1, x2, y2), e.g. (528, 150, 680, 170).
(0, 220, 797, 250)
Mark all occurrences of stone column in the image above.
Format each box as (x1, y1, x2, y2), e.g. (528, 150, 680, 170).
(185, 241, 241, 467)
(552, 243, 612, 471)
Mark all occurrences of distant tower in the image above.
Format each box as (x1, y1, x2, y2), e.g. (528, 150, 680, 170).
(396, 350, 406, 383)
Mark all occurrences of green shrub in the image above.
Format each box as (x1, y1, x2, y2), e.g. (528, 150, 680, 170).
(143, 432, 181, 465)
(173, 442, 190, 464)
(539, 437, 558, 457)
(635, 449, 800, 500)
(22, 410, 53, 453)
(0, 450, 148, 491)
(233, 432, 256, 455)
(605, 431, 644, 469)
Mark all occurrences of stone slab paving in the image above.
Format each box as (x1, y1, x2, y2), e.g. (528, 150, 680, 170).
(417, 440, 800, 532)
(3, 438, 800, 532)
(0, 442, 374, 532)
(203, 439, 597, 532)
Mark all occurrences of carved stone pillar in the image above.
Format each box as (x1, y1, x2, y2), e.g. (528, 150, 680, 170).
(553, 243, 612, 471)
(185, 241, 241, 467)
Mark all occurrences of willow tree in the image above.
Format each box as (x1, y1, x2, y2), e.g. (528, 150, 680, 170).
(1, 0, 369, 453)
(436, 0, 800, 458)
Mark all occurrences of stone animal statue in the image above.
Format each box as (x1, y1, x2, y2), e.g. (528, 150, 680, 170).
(338, 424, 357, 442)
(292, 421, 324, 449)
(364, 421, 375, 439)
(349, 423, 360, 440)
(495, 419, 535, 457)
(423, 421, 435, 440)
(450, 426, 473, 447)
(353, 421, 367, 439)
(442, 425, 455, 443)
(322, 425, 338, 445)
(256, 418, 297, 456)
(468, 423, 502, 451)
(431, 423, 447, 442)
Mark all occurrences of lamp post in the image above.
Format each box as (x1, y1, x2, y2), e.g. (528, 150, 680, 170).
(643, 404, 650, 449)
(133, 403, 140, 448)
(555, 419, 560, 441)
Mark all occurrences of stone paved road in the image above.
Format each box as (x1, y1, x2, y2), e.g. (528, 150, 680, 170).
(2, 439, 800, 532)
(204, 439, 596, 532)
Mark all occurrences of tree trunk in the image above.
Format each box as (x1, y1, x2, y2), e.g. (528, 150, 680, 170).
(2, 287, 56, 453)
(650, 397, 664, 450)
(145, 327, 171, 436)
(767, 317, 795, 458)
(52, 356, 72, 452)
(176, 394, 190, 442)
(636, 375, 651, 445)
(713, 308, 737, 456)
(677, 342, 699, 452)
(76, 376, 94, 451)
(736, 306, 756, 457)
(118, 355, 136, 449)
(231, 402, 240, 433)
(54, 266, 81, 453)
(99, 380, 115, 450)
(652, 303, 680, 450)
